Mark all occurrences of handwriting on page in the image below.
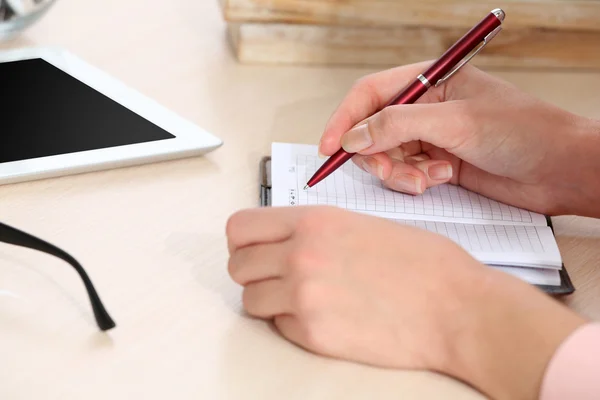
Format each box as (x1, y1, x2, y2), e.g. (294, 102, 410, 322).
(296, 154, 535, 224)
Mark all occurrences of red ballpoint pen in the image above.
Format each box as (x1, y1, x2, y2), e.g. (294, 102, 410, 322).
(304, 8, 505, 190)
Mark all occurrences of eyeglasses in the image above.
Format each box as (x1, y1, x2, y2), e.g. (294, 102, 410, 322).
(0, 221, 115, 331)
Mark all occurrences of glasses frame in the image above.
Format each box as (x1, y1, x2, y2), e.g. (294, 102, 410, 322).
(0, 221, 115, 331)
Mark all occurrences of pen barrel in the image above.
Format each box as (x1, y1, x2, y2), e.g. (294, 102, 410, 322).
(305, 10, 503, 189)
(308, 77, 429, 188)
(306, 149, 353, 187)
(387, 78, 429, 106)
(422, 12, 502, 85)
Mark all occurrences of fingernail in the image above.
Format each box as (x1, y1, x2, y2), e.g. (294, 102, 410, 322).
(318, 150, 326, 159)
(341, 123, 373, 153)
(428, 164, 453, 180)
(361, 157, 384, 180)
(394, 174, 422, 194)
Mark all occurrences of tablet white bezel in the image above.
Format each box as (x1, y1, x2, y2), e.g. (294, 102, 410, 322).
(0, 47, 223, 185)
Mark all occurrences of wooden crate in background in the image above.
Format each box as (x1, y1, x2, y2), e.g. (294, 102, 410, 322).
(222, 0, 600, 31)
(220, 0, 600, 69)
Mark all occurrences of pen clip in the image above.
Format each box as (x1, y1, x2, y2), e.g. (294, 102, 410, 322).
(435, 25, 503, 88)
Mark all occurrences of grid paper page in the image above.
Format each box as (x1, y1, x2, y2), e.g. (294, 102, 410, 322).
(393, 220, 562, 269)
(271, 143, 548, 226)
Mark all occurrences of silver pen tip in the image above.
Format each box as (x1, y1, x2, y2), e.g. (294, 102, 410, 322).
(491, 8, 505, 22)
(303, 185, 309, 190)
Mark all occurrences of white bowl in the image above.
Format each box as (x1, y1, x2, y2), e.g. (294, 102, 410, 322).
(0, 0, 57, 40)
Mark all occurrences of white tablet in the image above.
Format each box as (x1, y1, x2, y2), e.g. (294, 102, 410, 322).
(0, 47, 223, 185)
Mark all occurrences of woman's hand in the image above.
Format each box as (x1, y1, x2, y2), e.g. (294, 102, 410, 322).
(227, 206, 586, 400)
(319, 62, 600, 217)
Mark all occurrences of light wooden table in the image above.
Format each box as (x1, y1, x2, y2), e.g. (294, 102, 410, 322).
(1, 1, 599, 399)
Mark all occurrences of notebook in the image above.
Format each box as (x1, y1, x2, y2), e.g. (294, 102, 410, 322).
(259, 142, 574, 295)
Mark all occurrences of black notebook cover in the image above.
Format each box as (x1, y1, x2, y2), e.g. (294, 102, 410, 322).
(259, 156, 575, 296)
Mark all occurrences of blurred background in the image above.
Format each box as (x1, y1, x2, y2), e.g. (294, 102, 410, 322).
(2, 0, 599, 71)
(0, 0, 56, 40)
(220, 0, 600, 70)
(2, 0, 599, 146)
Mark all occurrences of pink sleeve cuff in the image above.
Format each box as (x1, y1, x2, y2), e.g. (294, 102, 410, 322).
(540, 322, 600, 400)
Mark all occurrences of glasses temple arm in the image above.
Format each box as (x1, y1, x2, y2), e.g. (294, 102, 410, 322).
(0, 222, 116, 331)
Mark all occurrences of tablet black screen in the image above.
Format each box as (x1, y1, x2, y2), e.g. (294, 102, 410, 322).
(0, 58, 175, 164)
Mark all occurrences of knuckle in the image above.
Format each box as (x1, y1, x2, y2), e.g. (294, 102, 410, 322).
(351, 74, 375, 94)
(349, 78, 366, 94)
(295, 212, 319, 234)
(350, 74, 383, 112)
(286, 247, 306, 270)
(286, 246, 319, 276)
(291, 281, 323, 315)
(296, 207, 334, 234)
(286, 207, 340, 274)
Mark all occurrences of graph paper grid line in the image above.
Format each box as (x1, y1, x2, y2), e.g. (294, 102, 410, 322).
(270, 143, 561, 269)
(297, 154, 537, 224)
(392, 219, 546, 253)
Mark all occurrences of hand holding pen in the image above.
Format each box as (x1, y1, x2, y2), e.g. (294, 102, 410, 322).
(305, 8, 505, 190)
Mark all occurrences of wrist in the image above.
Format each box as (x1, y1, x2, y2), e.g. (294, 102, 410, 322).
(446, 269, 587, 400)
(551, 116, 600, 217)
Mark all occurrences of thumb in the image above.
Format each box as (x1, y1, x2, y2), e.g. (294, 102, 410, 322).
(340, 102, 469, 156)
